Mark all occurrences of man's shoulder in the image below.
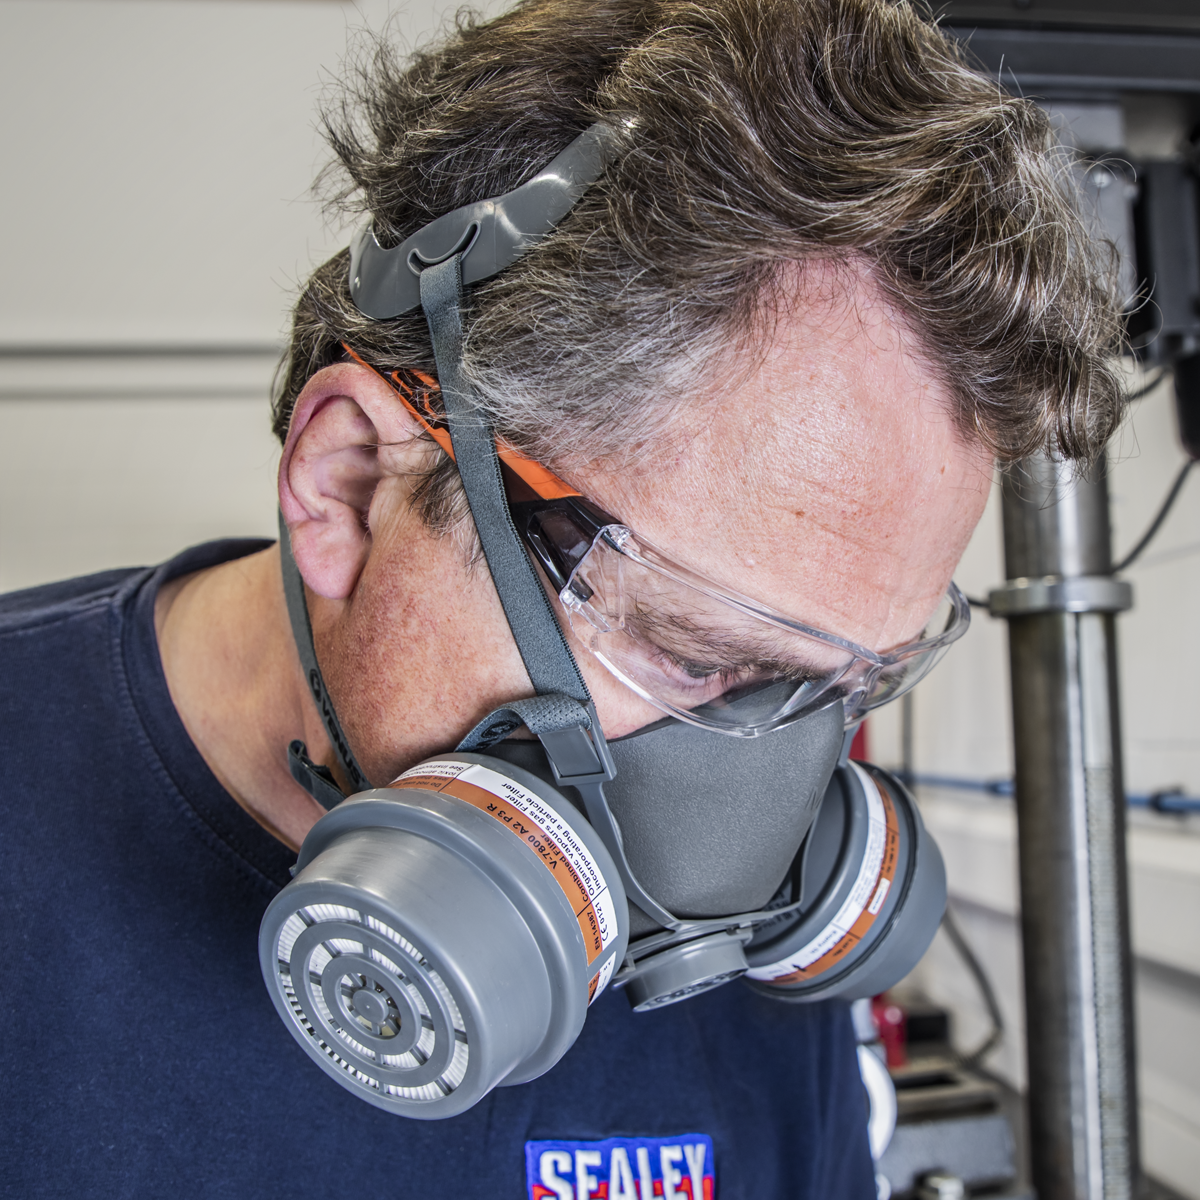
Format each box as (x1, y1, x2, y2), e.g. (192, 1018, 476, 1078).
(0, 566, 147, 640)
(0, 567, 155, 763)
(0, 539, 275, 642)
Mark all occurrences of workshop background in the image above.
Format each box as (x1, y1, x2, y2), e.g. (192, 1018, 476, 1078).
(1, 2, 1197, 1197)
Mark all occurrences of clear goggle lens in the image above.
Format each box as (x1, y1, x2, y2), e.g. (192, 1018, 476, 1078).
(560, 528, 967, 736)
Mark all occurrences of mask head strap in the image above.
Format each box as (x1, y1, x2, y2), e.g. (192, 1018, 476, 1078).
(282, 123, 618, 809)
(278, 511, 371, 804)
(397, 128, 676, 927)
(417, 228, 623, 800)
(417, 255, 593, 709)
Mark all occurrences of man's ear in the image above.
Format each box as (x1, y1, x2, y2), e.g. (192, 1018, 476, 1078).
(279, 362, 427, 599)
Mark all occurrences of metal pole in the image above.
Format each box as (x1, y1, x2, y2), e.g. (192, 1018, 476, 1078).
(991, 454, 1139, 1200)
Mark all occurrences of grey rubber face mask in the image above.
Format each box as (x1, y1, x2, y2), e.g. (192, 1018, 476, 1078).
(259, 124, 946, 1119)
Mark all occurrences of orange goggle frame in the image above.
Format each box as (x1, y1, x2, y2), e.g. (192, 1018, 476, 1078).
(343, 343, 619, 597)
(344, 344, 580, 503)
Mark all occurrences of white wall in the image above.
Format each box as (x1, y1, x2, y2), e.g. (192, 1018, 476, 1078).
(1110, 379, 1200, 800)
(0, 0, 449, 348)
(0, 0, 502, 590)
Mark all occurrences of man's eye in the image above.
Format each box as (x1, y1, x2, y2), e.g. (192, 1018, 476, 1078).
(678, 659, 730, 681)
(653, 648, 756, 691)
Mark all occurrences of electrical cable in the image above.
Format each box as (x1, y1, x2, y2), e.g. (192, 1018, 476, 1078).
(1112, 459, 1193, 573)
(965, 453, 1190, 606)
(1124, 368, 1167, 402)
(904, 772, 1200, 812)
(940, 903, 1004, 1069)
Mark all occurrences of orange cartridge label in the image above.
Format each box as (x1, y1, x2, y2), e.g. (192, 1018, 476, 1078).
(390, 760, 618, 1000)
(746, 763, 900, 986)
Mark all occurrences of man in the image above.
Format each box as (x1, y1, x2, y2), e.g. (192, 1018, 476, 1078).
(0, 0, 1121, 1196)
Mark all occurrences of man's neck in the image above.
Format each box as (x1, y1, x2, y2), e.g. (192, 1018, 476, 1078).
(155, 544, 332, 851)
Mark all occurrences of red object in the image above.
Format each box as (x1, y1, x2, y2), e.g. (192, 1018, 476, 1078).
(872, 993, 908, 1068)
(849, 721, 869, 761)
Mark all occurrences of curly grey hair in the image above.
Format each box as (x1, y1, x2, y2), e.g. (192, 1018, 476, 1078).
(273, 0, 1125, 532)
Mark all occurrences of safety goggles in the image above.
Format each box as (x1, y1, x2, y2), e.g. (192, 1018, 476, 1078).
(348, 348, 970, 736)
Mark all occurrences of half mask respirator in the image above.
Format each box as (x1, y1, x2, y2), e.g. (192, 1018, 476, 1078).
(259, 123, 949, 1119)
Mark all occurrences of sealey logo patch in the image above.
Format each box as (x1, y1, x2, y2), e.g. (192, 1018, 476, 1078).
(526, 1134, 714, 1199)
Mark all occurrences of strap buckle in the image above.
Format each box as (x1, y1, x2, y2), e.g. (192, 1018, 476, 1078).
(539, 709, 617, 787)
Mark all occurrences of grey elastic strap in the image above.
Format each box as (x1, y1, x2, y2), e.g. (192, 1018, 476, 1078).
(418, 253, 686, 933)
(460, 696, 677, 928)
(420, 255, 593, 707)
(420, 257, 650, 904)
(458, 695, 592, 751)
(278, 510, 371, 801)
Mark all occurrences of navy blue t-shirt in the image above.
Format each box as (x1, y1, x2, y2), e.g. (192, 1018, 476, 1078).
(0, 540, 875, 1199)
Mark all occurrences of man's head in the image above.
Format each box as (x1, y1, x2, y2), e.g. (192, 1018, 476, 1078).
(274, 0, 1123, 783)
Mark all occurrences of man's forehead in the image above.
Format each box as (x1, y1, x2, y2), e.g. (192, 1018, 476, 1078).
(571, 260, 993, 647)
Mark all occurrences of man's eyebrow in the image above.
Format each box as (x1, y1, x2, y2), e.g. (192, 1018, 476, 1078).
(624, 606, 845, 677)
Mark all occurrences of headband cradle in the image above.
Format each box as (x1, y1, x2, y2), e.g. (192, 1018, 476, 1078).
(348, 122, 618, 320)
